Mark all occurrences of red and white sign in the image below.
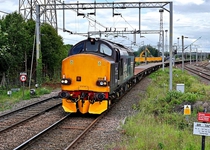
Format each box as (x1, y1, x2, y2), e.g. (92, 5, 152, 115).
(20, 75, 27, 82)
(197, 112, 210, 123)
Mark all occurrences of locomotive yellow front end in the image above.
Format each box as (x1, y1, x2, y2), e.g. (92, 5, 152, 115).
(60, 54, 111, 114)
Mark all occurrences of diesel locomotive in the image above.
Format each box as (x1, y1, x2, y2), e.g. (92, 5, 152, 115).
(59, 38, 135, 114)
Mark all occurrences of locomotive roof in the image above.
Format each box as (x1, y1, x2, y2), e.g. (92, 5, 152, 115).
(96, 38, 134, 53)
(68, 38, 134, 57)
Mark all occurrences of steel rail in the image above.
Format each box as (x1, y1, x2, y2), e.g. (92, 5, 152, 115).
(0, 96, 59, 118)
(185, 65, 210, 80)
(0, 102, 61, 134)
(64, 113, 105, 150)
(13, 114, 70, 150)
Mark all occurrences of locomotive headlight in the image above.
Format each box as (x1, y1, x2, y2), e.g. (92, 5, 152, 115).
(96, 80, 108, 87)
(61, 78, 71, 85)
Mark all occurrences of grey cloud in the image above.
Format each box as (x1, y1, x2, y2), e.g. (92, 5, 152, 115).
(174, 2, 210, 13)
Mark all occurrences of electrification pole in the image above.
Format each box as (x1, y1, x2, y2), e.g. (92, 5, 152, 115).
(182, 35, 185, 72)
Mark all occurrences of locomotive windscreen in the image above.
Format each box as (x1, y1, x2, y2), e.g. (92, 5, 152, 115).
(86, 40, 99, 52)
(68, 42, 84, 56)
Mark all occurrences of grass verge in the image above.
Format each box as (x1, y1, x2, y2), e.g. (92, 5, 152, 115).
(0, 86, 52, 111)
(117, 68, 210, 150)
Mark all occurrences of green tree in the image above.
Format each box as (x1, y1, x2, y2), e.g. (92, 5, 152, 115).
(0, 24, 10, 72)
(0, 23, 10, 88)
(40, 23, 66, 81)
(0, 12, 70, 87)
(0, 12, 32, 84)
(0, 12, 33, 88)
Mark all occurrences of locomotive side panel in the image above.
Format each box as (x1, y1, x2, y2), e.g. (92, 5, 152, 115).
(109, 63, 119, 93)
(118, 56, 135, 85)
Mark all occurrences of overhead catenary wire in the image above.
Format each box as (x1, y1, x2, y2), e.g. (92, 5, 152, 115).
(62, 0, 146, 47)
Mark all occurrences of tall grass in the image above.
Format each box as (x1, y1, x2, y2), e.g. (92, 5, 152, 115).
(122, 112, 203, 150)
(118, 68, 210, 150)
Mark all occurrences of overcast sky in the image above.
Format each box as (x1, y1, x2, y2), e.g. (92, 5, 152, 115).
(0, 0, 209, 52)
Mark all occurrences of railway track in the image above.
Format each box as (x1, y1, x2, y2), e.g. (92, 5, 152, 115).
(0, 96, 66, 150)
(0, 87, 128, 149)
(1, 61, 199, 150)
(0, 96, 61, 134)
(0, 62, 165, 150)
(185, 65, 210, 80)
(12, 81, 132, 150)
(13, 113, 105, 150)
(0, 71, 138, 150)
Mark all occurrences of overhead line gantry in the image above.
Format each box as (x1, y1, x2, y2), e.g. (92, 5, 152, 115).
(35, 1, 174, 90)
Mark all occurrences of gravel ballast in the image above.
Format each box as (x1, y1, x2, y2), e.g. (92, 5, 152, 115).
(0, 78, 150, 149)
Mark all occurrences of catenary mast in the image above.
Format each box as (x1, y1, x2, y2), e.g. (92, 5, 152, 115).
(19, 0, 59, 31)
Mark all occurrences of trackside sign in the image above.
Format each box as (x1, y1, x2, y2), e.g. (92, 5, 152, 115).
(194, 112, 210, 150)
(184, 105, 191, 115)
(197, 112, 210, 123)
(193, 122, 210, 136)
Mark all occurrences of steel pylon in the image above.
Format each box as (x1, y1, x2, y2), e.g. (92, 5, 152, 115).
(19, 0, 59, 31)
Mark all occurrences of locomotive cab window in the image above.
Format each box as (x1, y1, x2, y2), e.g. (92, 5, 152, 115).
(69, 42, 84, 56)
(100, 44, 112, 56)
(86, 41, 99, 52)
